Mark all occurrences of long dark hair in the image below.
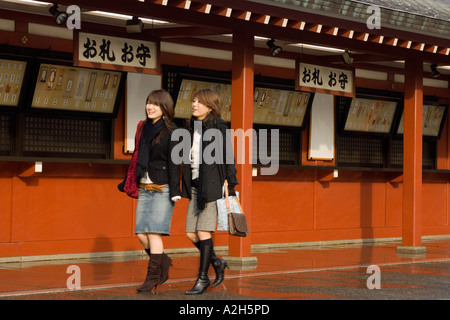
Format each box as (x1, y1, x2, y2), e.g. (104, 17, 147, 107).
(142, 89, 175, 144)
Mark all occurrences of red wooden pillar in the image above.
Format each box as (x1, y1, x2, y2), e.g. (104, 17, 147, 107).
(397, 58, 426, 255)
(226, 32, 257, 266)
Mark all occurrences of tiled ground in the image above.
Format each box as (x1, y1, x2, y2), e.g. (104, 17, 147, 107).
(1, 239, 449, 302)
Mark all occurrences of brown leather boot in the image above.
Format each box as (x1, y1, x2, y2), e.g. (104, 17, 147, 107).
(136, 253, 162, 293)
(159, 253, 172, 285)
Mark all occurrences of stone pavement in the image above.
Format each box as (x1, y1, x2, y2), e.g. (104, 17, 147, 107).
(0, 238, 449, 316)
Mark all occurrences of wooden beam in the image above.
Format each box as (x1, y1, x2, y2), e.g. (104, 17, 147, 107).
(151, 26, 228, 38)
(321, 26, 336, 35)
(229, 31, 254, 259)
(368, 34, 383, 44)
(209, 5, 229, 17)
(423, 44, 436, 53)
(398, 40, 411, 49)
(168, 0, 188, 9)
(436, 46, 449, 55)
(337, 29, 353, 38)
(249, 13, 266, 24)
(353, 32, 367, 41)
(383, 37, 398, 46)
(286, 20, 303, 30)
(401, 58, 424, 249)
(189, 2, 210, 13)
(305, 22, 320, 33)
(270, 17, 285, 27)
(230, 9, 248, 20)
(0, 30, 73, 52)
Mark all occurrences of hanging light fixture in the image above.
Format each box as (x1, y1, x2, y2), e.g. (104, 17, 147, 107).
(430, 64, 441, 79)
(126, 16, 144, 33)
(49, 4, 68, 25)
(266, 39, 282, 57)
(341, 49, 354, 64)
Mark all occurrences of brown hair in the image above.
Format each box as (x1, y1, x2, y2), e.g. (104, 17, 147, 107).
(143, 89, 175, 144)
(193, 89, 222, 121)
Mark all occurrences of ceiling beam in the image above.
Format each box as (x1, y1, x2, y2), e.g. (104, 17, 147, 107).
(320, 53, 399, 64)
(151, 26, 228, 38)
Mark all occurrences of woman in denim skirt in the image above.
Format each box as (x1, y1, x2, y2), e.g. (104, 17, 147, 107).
(133, 89, 181, 293)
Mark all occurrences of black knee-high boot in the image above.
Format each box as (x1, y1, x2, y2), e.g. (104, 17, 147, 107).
(193, 241, 228, 288)
(186, 238, 213, 295)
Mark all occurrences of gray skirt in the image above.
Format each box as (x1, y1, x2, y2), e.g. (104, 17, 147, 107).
(185, 188, 217, 233)
(135, 185, 174, 235)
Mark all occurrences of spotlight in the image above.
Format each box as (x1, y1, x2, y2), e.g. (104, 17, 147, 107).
(266, 39, 282, 57)
(49, 4, 68, 25)
(126, 16, 144, 33)
(430, 64, 441, 79)
(341, 49, 353, 64)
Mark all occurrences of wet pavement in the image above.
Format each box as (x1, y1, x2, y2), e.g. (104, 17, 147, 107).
(0, 239, 449, 310)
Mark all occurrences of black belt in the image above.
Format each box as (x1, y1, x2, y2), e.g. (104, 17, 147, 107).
(191, 178, 199, 189)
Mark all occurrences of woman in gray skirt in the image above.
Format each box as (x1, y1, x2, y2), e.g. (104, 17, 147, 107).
(181, 89, 239, 295)
(133, 89, 181, 293)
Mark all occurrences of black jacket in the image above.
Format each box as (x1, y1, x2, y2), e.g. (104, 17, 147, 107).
(181, 117, 239, 209)
(145, 123, 182, 199)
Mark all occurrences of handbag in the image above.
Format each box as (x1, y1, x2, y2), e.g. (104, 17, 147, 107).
(122, 150, 140, 198)
(118, 121, 144, 199)
(216, 189, 240, 231)
(224, 180, 250, 237)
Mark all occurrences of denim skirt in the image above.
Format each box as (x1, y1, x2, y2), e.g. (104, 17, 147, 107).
(135, 185, 174, 236)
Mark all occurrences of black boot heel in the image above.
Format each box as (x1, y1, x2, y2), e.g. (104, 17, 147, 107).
(185, 274, 210, 295)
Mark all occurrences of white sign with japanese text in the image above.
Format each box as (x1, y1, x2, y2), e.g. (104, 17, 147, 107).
(298, 62, 354, 96)
(77, 32, 158, 70)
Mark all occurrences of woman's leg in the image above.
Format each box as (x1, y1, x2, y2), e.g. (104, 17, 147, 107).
(148, 233, 164, 254)
(186, 232, 199, 243)
(135, 187, 174, 293)
(185, 193, 224, 294)
(136, 233, 150, 248)
(136, 233, 151, 256)
(137, 233, 164, 255)
(197, 230, 211, 240)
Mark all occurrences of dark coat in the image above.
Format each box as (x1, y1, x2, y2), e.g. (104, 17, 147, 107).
(181, 117, 239, 209)
(144, 122, 182, 199)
